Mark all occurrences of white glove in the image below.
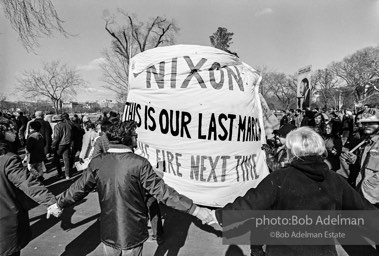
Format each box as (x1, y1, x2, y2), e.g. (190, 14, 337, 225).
(47, 203, 62, 219)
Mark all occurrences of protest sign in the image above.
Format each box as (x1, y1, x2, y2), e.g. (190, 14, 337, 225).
(125, 45, 270, 206)
(297, 65, 312, 109)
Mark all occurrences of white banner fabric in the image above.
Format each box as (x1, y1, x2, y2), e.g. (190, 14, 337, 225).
(125, 45, 269, 207)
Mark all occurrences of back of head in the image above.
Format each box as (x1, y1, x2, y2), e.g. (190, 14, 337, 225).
(61, 112, 69, 120)
(72, 114, 80, 124)
(305, 110, 314, 119)
(109, 111, 118, 118)
(286, 127, 326, 160)
(35, 111, 43, 118)
(100, 120, 113, 133)
(29, 121, 42, 132)
(82, 115, 90, 123)
(106, 120, 137, 146)
(84, 122, 95, 131)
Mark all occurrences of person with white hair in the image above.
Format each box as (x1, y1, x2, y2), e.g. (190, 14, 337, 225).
(209, 127, 377, 256)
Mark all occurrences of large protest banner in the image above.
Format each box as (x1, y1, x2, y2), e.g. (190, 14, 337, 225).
(124, 45, 270, 207)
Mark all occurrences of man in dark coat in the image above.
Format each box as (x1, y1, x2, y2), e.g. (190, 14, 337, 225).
(52, 113, 72, 179)
(55, 120, 213, 255)
(67, 114, 84, 170)
(0, 123, 58, 256)
(24, 121, 46, 182)
(25, 111, 53, 156)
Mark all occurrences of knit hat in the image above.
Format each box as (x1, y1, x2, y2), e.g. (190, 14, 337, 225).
(359, 108, 379, 123)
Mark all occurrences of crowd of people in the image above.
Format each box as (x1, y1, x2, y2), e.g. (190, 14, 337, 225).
(0, 110, 123, 179)
(0, 109, 213, 256)
(266, 106, 379, 188)
(1, 105, 379, 256)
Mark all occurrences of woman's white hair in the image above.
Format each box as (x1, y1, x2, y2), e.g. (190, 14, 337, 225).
(285, 127, 326, 159)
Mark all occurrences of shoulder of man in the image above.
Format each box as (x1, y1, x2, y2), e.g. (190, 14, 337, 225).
(1, 152, 21, 167)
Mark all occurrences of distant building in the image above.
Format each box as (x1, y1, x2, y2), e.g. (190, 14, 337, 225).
(99, 99, 116, 108)
(62, 102, 82, 112)
(83, 102, 100, 110)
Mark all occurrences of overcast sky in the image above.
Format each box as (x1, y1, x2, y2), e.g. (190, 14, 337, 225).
(1, 0, 378, 102)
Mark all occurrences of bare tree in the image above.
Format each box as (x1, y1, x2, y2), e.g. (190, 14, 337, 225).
(100, 49, 129, 103)
(0, 93, 7, 111)
(258, 70, 297, 110)
(330, 46, 379, 105)
(1, 0, 68, 51)
(312, 68, 340, 109)
(102, 11, 179, 101)
(17, 60, 85, 113)
(256, 65, 274, 99)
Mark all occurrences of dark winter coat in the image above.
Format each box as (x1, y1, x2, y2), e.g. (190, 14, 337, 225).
(16, 116, 28, 135)
(324, 135, 343, 171)
(300, 111, 315, 127)
(215, 156, 376, 256)
(67, 120, 84, 149)
(58, 145, 195, 250)
(33, 118, 52, 154)
(0, 152, 56, 256)
(342, 115, 354, 138)
(26, 132, 45, 164)
(52, 120, 72, 148)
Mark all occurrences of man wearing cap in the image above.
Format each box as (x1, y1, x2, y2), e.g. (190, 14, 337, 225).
(341, 108, 379, 207)
(52, 113, 72, 179)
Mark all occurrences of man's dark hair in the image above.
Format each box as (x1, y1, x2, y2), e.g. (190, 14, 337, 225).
(85, 122, 95, 131)
(61, 112, 69, 120)
(100, 120, 113, 133)
(106, 120, 137, 146)
(109, 111, 118, 118)
(29, 121, 42, 132)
